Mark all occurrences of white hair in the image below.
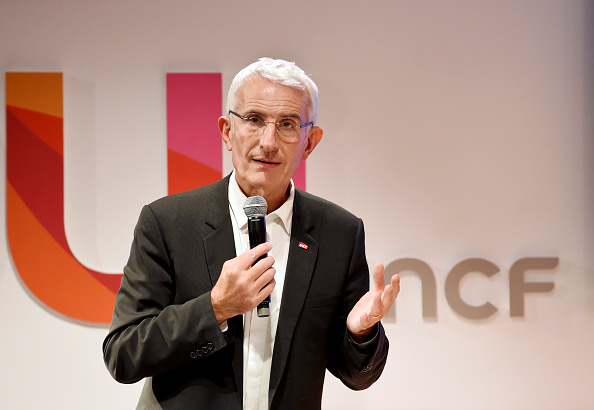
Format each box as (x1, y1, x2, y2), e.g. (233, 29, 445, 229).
(226, 57, 319, 124)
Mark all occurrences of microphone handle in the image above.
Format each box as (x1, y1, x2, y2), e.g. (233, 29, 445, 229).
(247, 216, 270, 317)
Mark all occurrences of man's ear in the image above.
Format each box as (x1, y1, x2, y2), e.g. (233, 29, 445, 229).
(301, 126, 323, 161)
(219, 116, 233, 151)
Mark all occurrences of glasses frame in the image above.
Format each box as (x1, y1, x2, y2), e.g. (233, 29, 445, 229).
(228, 110, 313, 141)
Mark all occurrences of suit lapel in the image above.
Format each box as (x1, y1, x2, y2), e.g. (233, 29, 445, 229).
(269, 191, 319, 404)
(201, 176, 245, 402)
(203, 176, 235, 286)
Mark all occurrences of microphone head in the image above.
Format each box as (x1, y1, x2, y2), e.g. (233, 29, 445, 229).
(243, 196, 268, 218)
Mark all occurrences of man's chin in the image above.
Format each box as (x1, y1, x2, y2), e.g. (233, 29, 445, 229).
(242, 174, 289, 197)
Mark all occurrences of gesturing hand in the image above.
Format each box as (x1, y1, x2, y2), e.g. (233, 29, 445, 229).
(346, 263, 400, 342)
(210, 242, 275, 324)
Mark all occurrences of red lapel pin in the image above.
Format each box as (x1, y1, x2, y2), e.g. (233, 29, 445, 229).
(298, 242, 308, 249)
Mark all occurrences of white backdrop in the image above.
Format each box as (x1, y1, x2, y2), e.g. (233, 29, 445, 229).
(1, 1, 593, 409)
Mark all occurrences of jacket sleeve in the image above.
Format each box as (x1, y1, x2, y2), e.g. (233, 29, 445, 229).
(326, 218, 389, 390)
(102, 205, 232, 384)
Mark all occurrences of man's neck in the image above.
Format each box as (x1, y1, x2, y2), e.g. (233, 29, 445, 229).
(234, 177, 291, 213)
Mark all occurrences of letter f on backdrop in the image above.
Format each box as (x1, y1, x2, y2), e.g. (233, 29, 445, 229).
(6, 71, 307, 324)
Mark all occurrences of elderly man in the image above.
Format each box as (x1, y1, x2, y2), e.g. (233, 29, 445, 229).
(103, 57, 400, 409)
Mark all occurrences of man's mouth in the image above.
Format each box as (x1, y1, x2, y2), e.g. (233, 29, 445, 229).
(253, 159, 279, 166)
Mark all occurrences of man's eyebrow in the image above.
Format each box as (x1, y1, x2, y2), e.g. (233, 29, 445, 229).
(242, 109, 302, 119)
(280, 113, 302, 120)
(241, 109, 263, 116)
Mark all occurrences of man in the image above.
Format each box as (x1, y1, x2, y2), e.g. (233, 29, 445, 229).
(103, 57, 400, 409)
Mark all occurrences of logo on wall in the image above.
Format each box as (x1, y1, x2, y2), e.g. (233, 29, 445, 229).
(5, 72, 554, 325)
(6, 72, 308, 324)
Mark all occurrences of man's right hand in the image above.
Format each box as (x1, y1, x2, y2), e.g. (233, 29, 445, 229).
(210, 242, 275, 324)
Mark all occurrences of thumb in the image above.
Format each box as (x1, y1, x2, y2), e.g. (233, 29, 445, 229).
(372, 263, 386, 291)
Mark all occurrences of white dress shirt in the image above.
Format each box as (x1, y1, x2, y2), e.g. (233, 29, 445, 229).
(227, 171, 294, 410)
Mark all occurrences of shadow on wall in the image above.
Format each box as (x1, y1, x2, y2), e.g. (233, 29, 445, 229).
(585, 0, 594, 293)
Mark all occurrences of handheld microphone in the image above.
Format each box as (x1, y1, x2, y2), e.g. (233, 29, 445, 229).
(243, 196, 270, 317)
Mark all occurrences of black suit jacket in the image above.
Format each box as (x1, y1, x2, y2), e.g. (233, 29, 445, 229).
(103, 176, 388, 409)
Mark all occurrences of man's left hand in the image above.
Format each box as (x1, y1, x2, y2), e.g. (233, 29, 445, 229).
(346, 263, 400, 343)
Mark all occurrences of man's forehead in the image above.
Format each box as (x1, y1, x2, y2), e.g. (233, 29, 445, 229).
(237, 76, 308, 115)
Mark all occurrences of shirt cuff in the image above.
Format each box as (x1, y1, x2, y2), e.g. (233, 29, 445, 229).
(348, 323, 380, 352)
(219, 320, 229, 333)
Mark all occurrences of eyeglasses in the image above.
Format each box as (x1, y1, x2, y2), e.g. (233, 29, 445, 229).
(229, 110, 313, 142)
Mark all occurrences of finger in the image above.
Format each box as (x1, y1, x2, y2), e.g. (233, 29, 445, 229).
(372, 263, 386, 291)
(369, 290, 383, 320)
(381, 284, 397, 310)
(391, 274, 401, 294)
(256, 272, 276, 300)
(251, 255, 275, 274)
(253, 265, 276, 289)
(379, 274, 400, 300)
(243, 242, 273, 264)
(380, 275, 401, 311)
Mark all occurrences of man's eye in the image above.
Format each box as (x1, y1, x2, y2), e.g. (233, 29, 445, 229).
(280, 120, 296, 129)
(246, 116, 262, 125)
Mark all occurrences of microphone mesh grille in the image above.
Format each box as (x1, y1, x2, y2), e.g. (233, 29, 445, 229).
(243, 196, 268, 217)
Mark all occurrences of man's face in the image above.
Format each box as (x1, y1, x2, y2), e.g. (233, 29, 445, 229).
(220, 75, 322, 210)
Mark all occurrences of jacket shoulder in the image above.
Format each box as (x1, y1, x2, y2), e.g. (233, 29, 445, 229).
(147, 178, 228, 215)
(295, 189, 362, 230)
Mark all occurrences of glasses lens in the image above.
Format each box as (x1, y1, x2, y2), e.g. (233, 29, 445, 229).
(244, 115, 264, 130)
(234, 112, 304, 142)
(277, 121, 299, 141)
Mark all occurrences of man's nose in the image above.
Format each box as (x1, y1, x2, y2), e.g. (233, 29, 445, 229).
(259, 122, 279, 151)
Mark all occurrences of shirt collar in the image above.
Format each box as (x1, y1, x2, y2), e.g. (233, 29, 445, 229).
(228, 170, 294, 235)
